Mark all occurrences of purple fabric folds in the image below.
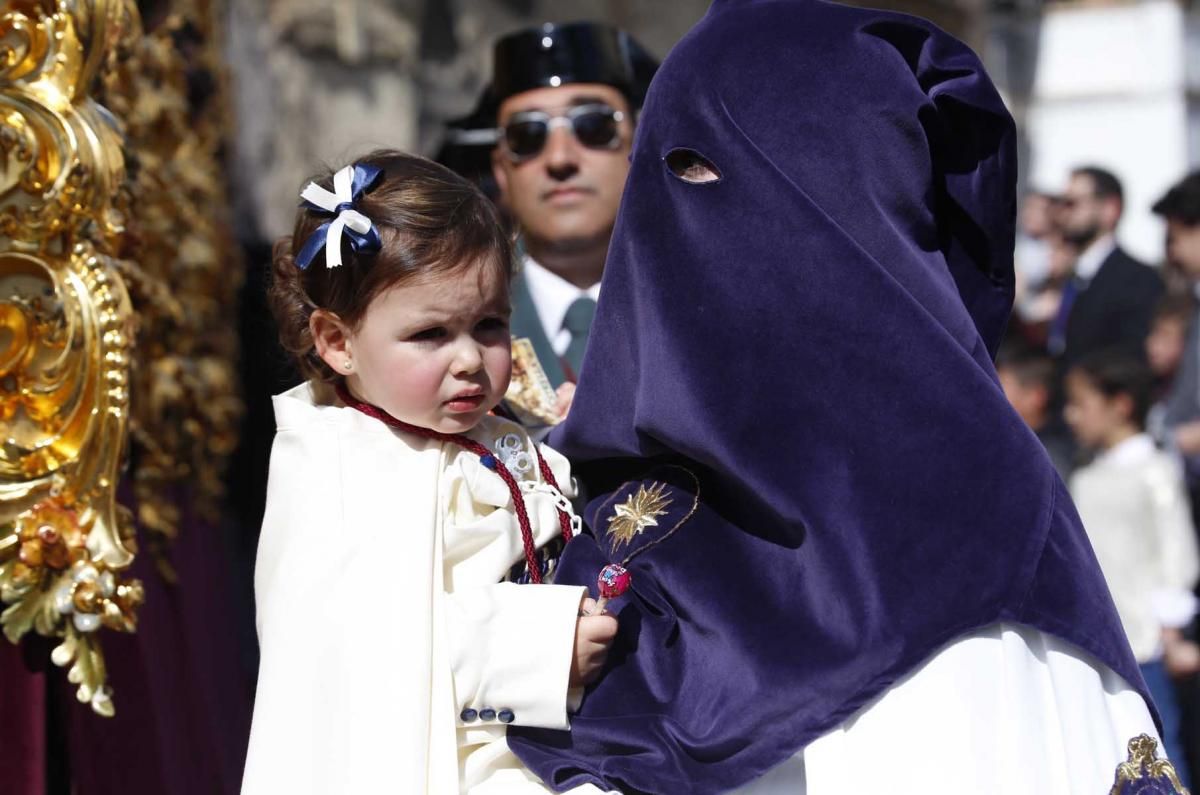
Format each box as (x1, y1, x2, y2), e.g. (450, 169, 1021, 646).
(507, 1, 1150, 793)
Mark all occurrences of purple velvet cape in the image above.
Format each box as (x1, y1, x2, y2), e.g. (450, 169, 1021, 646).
(507, 1, 1152, 793)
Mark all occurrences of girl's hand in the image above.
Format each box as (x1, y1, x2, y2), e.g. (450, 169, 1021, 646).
(570, 597, 618, 686)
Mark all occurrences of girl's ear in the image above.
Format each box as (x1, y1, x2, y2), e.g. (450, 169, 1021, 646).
(311, 310, 354, 373)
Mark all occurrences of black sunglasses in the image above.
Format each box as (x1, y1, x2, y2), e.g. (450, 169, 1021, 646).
(499, 104, 626, 162)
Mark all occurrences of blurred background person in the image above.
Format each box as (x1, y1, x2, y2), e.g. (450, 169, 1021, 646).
(1153, 172, 1200, 490)
(1013, 189, 1057, 316)
(1015, 189, 1057, 287)
(997, 342, 1075, 477)
(1147, 293, 1196, 440)
(1065, 350, 1200, 785)
(1150, 178, 1200, 780)
(1012, 190, 1079, 350)
(1048, 166, 1163, 366)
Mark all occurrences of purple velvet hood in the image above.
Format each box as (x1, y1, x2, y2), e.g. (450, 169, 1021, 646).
(509, 1, 1150, 792)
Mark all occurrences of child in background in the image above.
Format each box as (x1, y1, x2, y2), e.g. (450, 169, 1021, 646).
(996, 342, 1075, 478)
(241, 150, 616, 794)
(1066, 350, 1200, 784)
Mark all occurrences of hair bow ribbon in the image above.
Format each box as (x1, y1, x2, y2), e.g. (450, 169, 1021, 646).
(295, 163, 383, 270)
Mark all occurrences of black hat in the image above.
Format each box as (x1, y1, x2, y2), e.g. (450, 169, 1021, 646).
(435, 21, 658, 187)
(491, 21, 658, 110)
(1153, 171, 1200, 225)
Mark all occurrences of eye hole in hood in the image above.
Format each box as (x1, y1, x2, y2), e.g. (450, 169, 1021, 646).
(665, 147, 722, 185)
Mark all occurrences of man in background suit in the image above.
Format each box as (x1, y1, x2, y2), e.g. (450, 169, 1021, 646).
(440, 22, 657, 389)
(1049, 165, 1164, 366)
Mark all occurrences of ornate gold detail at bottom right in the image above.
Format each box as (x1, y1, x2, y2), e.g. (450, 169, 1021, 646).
(1110, 733, 1190, 795)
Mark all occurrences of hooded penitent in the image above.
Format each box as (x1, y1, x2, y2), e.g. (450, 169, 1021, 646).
(508, 1, 1150, 793)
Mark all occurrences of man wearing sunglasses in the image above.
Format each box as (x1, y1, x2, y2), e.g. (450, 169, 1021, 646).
(445, 22, 658, 391)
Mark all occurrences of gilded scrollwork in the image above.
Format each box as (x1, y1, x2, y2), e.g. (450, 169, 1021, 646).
(0, 0, 139, 716)
(0, 0, 241, 716)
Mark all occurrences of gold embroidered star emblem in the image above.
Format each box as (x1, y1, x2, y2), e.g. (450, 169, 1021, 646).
(606, 482, 672, 549)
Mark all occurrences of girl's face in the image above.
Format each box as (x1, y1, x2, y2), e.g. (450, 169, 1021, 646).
(1063, 370, 1128, 450)
(337, 263, 512, 433)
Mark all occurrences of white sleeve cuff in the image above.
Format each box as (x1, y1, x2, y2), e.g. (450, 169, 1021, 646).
(447, 582, 586, 730)
(1151, 588, 1199, 629)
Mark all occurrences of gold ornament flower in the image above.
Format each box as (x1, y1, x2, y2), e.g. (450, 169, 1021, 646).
(15, 499, 89, 571)
(54, 559, 143, 635)
(606, 482, 672, 550)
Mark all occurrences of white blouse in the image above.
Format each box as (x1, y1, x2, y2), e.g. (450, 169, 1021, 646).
(1070, 433, 1200, 662)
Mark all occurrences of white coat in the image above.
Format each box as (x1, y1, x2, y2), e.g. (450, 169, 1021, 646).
(242, 383, 602, 794)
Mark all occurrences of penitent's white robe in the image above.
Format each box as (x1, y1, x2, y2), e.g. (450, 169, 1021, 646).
(242, 383, 605, 794)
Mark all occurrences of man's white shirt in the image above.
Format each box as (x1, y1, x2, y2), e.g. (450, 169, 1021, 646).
(522, 256, 601, 356)
(1074, 233, 1117, 284)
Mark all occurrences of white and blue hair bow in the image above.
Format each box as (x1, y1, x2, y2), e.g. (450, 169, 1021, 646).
(295, 163, 384, 270)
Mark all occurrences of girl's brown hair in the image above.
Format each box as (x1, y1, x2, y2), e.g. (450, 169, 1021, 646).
(269, 149, 514, 382)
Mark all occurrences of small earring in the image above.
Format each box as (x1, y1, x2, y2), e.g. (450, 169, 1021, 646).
(343, 360, 353, 371)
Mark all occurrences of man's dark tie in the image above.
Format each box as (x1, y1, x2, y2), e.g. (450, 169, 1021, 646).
(1047, 277, 1081, 357)
(562, 296, 597, 375)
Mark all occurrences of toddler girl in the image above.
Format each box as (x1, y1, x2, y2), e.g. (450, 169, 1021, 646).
(241, 150, 616, 794)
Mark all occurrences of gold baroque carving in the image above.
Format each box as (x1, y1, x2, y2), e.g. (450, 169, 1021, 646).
(0, 0, 139, 717)
(0, 0, 241, 715)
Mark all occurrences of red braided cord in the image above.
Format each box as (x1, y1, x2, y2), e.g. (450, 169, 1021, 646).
(448, 435, 544, 585)
(335, 385, 571, 583)
(535, 449, 574, 543)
